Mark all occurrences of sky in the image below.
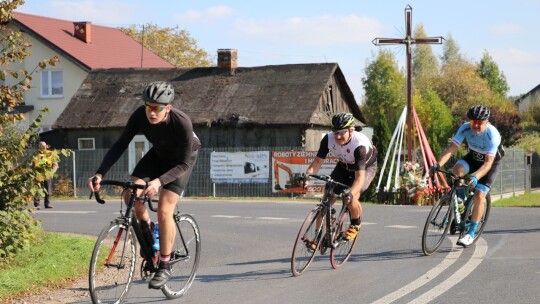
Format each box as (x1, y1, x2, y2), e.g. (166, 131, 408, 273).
(17, 0, 540, 102)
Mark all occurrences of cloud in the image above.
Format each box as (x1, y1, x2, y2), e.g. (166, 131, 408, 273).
(490, 23, 524, 34)
(489, 48, 540, 95)
(41, 0, 138, 26)
(490, 48, 539, 65)
(174, 6, 236, 23)
(234, 15, 383, 46)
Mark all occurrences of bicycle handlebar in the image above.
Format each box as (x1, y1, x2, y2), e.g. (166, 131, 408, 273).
(432, 167, 474, 184)
(90, 179, 159, 211)
(308, 174, 351, 192)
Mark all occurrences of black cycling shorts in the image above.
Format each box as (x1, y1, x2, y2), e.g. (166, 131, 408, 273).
(328, 161, 377, 195)
(131, 148, 198, 196)
(458, 153, 500, 189)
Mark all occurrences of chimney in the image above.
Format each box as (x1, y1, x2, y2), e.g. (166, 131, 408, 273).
(217, 49, 238, 71)
(74, 21, 92, 43)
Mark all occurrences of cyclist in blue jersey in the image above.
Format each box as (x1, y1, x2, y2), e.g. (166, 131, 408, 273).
(432, 105, 504, 247)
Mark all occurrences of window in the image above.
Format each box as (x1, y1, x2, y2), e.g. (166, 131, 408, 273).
(41, 70, 63, 97)
(78, 138, 95, 150)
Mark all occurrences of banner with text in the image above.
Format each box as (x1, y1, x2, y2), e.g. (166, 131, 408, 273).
(210, 151, 270, 184)
(272, 151, 338, 194)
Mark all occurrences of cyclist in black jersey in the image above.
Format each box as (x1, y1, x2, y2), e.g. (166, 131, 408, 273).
(305, 112, 378, 241)
(88, 81, 201, 289)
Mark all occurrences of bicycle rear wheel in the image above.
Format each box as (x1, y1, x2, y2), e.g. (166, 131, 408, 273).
(422, 194, 453, 256)
(291, 207, 324, 276)
(161, 214, 201, 299)
(459, 193, 491, 244)
(89, 220, 137, 304)
(330, 206, 358, 269)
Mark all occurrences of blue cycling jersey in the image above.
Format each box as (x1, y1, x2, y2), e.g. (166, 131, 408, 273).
(452, 122, 501, 157)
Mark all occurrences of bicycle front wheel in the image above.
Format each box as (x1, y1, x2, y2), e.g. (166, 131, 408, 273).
(330, 207, 358, 269)
(460, 193, 491, 244)
(161, 214, 201, 299)
(291, 206, 324, 276)
(422, 194, 453, 256)
(89, 220, 137, 304)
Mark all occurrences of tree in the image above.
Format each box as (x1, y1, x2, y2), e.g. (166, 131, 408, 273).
(0, 0, 69, 263)
(476, 50, 510, 97)
(412, 24, 439, 90)
(433, 61, 493, 116)
(489, 106, 522, 146)
(413, 88, 453, 156)
(440, 34, 465, 66)
(516, 132, 540, 154)
(361, 49, 406, 126)
(120, 23, 213, 68)
(520, 100, 540, 132)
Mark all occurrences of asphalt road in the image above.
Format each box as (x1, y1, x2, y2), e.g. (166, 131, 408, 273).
(34, 199, 540, 304)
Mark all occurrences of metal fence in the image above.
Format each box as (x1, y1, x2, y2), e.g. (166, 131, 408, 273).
(54, 146, 535, 200)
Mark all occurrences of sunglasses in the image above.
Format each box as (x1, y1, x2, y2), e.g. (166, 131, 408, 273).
(333, 129, 349, 136)
(145, 103, 166, 113)
(469, 120, 485, 128)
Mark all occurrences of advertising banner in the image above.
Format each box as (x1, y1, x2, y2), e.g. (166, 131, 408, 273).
(210, 151, 270, 184)
(272, 151, 338, 194)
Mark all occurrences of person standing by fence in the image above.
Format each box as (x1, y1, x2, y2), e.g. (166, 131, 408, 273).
(34, 141, 58, 209)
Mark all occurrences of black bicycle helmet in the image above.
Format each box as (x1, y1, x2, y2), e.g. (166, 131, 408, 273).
(331, 112, 355, 131)
(143, 81, 175, 104)
(467, 105, 490, 120)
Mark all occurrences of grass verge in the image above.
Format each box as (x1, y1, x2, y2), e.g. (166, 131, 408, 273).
(492, 192, 540, 207)
(0, 232, 95, 303)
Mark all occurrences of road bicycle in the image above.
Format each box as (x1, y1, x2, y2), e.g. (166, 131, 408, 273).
(291, 174, 359, 276)
(422, 167, 491, 255)
(88, 180, 201, 303)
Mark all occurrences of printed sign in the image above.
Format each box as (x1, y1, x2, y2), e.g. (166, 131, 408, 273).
(210, 151, 270, 184)
(272, 151, 338, 194)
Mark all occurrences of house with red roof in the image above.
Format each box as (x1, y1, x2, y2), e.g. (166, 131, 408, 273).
(7, 12, 173, 137)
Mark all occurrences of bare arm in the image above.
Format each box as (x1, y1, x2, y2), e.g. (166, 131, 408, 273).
(306, 157, 324, 175)
(437, 142, 459, 167)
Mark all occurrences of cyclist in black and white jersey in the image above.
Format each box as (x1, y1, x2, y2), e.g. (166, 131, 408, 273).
(432, 105, 503, 247)
(88, 81, 201, 288)
(306, 112, 378, 241)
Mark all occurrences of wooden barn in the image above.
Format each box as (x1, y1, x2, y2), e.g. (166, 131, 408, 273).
(52, 49, 367, 152)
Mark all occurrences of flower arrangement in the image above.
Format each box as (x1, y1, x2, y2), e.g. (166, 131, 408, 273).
(401, 161, 431, 205)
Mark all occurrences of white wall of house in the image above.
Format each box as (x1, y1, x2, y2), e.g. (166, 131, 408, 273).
(7, 24, 88, 131)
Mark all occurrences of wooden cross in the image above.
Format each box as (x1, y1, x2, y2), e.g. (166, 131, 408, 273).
(372, 5, 443, 161)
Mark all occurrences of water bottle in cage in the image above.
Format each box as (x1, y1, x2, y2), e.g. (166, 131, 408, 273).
(152, 224, 160, 252)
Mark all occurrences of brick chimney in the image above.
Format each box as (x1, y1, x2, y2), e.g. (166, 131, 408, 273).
(217, 49, 238, 71)
(74, 21, 92, 43)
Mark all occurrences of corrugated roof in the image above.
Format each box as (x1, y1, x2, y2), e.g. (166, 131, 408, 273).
(11, 12, 174, 70)
(54, 63, 365, 129)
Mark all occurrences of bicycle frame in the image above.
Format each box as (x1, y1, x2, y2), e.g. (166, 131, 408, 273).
(90, 179, 202, 302)
(93, 181, 159, 270)
(310, 174, 352, 251)
(435, 168, 472, 227)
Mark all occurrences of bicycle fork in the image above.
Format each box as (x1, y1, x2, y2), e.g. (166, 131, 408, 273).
(105, 224, 131, 269)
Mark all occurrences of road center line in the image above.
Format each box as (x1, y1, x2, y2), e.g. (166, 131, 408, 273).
(256, 217, 288, 220)
(212, 215, 241, 218)
(372, 238, 463, 304)
(35, 211, 97, 214)
(409, 237, 488, 304)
